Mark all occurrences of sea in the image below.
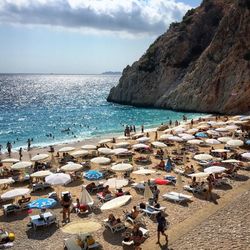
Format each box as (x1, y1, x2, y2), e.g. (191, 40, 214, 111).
(0, 74, 204, 151)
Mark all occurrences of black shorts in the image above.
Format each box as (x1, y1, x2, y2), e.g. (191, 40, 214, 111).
(157, 225, 165, 233)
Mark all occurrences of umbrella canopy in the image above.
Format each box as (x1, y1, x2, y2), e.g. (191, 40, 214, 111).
(241, 152, 250, 160)
(79, 186, 94, 205)
(144, 183, 153, 200)
(70, 150, 89, 157)
(173, 127, 186, 133)
(187, 139, 203, 145)
(45, 173, 71, 186)
(90, 157, 111, 165)
(195, 132, 208, 138)
(206, 130, 220, 136)
(186, 128, 199, 134)
(84, 170, 103, 180)
(98, 138, 112, 144)
(136, 137, 151, 143)
(100, 195, 131, 211)
(215, 127, 228, 132)
(11, 161, 32, 170)
(117, 135, 130, 140)
(225, 125, 239, 131)
(111, 163, 133, 172)
(1, 158, 19, 163)
(189, 172, 210, 178)
(58, 146, 75, 153)
(181, 135, 195, 141)
(81, 145, 97, 150)
(204, 166, 226, 174)
(114, 142, 130, 148)
(151, 141, 167, 148)
(104, 178, 128, 189)
(112, 148, 128, 155)
(61, 163, 83, 172)
(31, 154, 49, 162)
(28, 198, 56, 209)
(211, 149, 230, 153)
(197, 125, 209, 130)
(217, 137, 232, 143)
(132, 169, 155, 175)
(97, 148, 114, 155)
(132, 143, 149, 149)
(62, 221, 101, 234)
(222, 159, 241, 163)
(159, 134, 173, 140)
(226, 139, 244, 147)
(30, 170, 52, 178)
(205, 139, 220, 145)
(167, 136, 184, 142)
(1, 188, 30, 200)
(194, 154, 213, 161)
(0, 178, 14, 186)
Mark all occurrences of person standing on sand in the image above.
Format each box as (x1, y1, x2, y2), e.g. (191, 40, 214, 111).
(141, 125, 144, 133)
(6, 142, 12, 156)
(206, 174, 215, 201)
(0, 144, 2, 154)
(19, 147, 23, 161)
(156, 212, 168, 245)
(27, 139, 31, 151)
(61, 193, 72, 223)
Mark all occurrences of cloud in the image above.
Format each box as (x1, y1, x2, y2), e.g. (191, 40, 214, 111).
(0, 0, 191, 36)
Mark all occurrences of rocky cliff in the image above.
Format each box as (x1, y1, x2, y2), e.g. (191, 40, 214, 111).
(107, 0, 250, 114)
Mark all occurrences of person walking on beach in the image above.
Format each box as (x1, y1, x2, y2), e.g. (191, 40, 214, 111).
(19, 147, 23, 161)
(27, 139, 31, 151)
(133, 125, 136, 132)
(156, 212, 168, 245)
(61, 193, 72, 223)
(155, 131, 158, 140)
(6, 142, 12, 156)
(141, 125, 144, 133)
(0, 144, 2, 154)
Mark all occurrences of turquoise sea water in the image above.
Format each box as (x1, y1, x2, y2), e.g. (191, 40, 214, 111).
(0, 74, 204, 150)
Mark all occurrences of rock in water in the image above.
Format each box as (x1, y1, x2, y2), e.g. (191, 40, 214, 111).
(107, 0, 250, 114)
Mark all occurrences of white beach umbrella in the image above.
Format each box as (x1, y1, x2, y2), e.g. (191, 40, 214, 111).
(197, 125, 209, 130)
(58, 146, 75, 153)
(241, 152, 250, 160)
(11, 161, 32, 170)
(111, 163, 133, 172)
(136, 137, 151, 143)
(98, 148, 114, 155)
(0, 178, 14, 186)
(45, 173, 71, 186)
(194, 154, 213, 161)
(70, 150, 89, 157)
(226, 139, 244, 147)
(225, 125, 239, 131)
(1, 158, 19, 164)
(117, 135, 130, 140)
(132, 169, 155, 175)
(112, 148, 128, 155)
(151, 141, 167, 148)
(81, 144, 97, 150)
(61, 163, 83, 172)
(1, 188, 30, 200)
(215, 127, 228, 132)
(174, 127, 186, 133)
(132, 143, 149, 149)
(30, 170, 52, 178)
(204, 166, 226, 174)
(222, 159, 241, 163)
(98, 138, 112, 144)
(234, 121, 248, 125)
(100, 195, 131, 211)
(167, 136, 184, 142)
(217, 137, 232, 143)
(206, 130, 220, 136)
(211, 149, 230, 153)
(205, 139, 220, 145)
(79, 185, 94, 206)
(181, 135, 195, 141)
(212, 122, 227, 127)
(159, 134, 173, 140)
(90, 157, 111, 165)
(186, 128, 199, 134)
(189, 172, 210, 178)
(187, 139, 203, 145)
(114, 142, 130, 148)
(31, 154, 49, 162)
(104, 178, 128, 189)
(144, 183, 153, 200)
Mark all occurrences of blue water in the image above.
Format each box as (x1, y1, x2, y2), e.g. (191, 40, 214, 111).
(0, 74, 203, 150)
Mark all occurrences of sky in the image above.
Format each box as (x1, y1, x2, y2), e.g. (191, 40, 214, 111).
(0, 0, 202, 74)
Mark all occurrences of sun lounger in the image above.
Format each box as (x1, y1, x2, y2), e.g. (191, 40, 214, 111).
(169, 192, 192, 200)
(141, 206, 160, 218)
(3, 204, 22, 215)
(146, 203, 166, 212)
(97, 193, 113, 203)
(162, 192, 192, 204)
(29, 212, 58, 230)
(32, 182, 51, 192)
(103, 219, 126, 233)
(131, 183, 145, 192)
(48, 191, 59, 201)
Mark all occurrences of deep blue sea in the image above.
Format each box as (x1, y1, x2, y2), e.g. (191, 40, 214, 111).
(0, 74, 203, 151)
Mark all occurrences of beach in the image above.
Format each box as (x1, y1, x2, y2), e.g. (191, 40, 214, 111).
(0, 115, 250, 250)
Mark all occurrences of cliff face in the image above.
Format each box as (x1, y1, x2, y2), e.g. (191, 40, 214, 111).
(107, 0, 250, 114)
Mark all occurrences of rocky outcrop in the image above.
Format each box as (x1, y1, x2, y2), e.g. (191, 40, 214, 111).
(107, 0, 250, 114)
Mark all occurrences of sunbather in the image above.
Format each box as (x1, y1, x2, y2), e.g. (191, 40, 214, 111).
(108, 214, 118, 226)
(190, 177, 198, 188)
(131, 224, 143, 250)
(128, 206, 139, 220)
(102, 185, 111, 197)
(154, 159, 165, 170)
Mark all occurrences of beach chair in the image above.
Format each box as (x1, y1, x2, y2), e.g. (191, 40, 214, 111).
(183, 185, 204, 194)
(141, 206, 160, 218)
(97, 193, 113, 203)
(131, 183, 145, 192)
(103, 219, 126, 233)
(48, 191, 59, 201)
(162, 192, 192, 204)
(3, 204, 22, 215)
(124, 211, 145, 225)
(146, 204, 166, 212)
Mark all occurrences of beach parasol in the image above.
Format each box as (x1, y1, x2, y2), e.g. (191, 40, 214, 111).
(144, 183, 153, 200)
(84, 170, 103, 180)
(100, 195, 131, 211)
(79, 186, 94, 206)
(136, 137, 151, 143)
(204, 166, 226, 174)
(58, 146, 75, 153)
(90, 157, 111, 165)
(132, 169, 155, 175)
(11, 161, 32, 170)
(112, 148, 128, 155)
(241, 152, 250, 160)
(104, 178, 128, 189)
(61, 163, 83, 172)
(97, 148, 114, 155)
(186, 128, 199, 134)
(28, 198, 56, 209)
(151, 141, 167, 148)
(226, 139, 244, 147)
(132, 143, 149, 149)
(206, 130, 220, 136)
(195, 132, 208, 138)
(222, 159, 241, 163)
(217, 137, 232, 143)
(189, 172, 210, 178)
(62, 221, 102, 234)
(194, 154, 213, 161)
(181, 135, 195, 141)
(98, 138, 112, 144)
(30, 170, 52, 178)
(205, 139, 220, 145)
(81, 145, 97, 150)
(167, 136, 184, 142)
(197, 125, 209, 130)
(31, 154, 49, 162)
(211, 149, 230, 153)
(240, 115, 250, 121)
(117, 135, 130, 140)
(159, 134, 173, 140)
(187, 139, 203, 145)
(1, 188, 30, 200)
(0, 178, 14, 186)
(114, 142, 130, 148)
(70, 150, 89, 157)
(215, 127, 228, 132)
(225, 125, 239, 131)
(173, 127, 186, 133)
(45, 173, 71, 186)
(111, 163, 133, 172)
(1, 158, 19, 163)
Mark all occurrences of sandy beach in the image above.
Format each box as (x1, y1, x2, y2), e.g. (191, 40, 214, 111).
(0, 115, 250, 250)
